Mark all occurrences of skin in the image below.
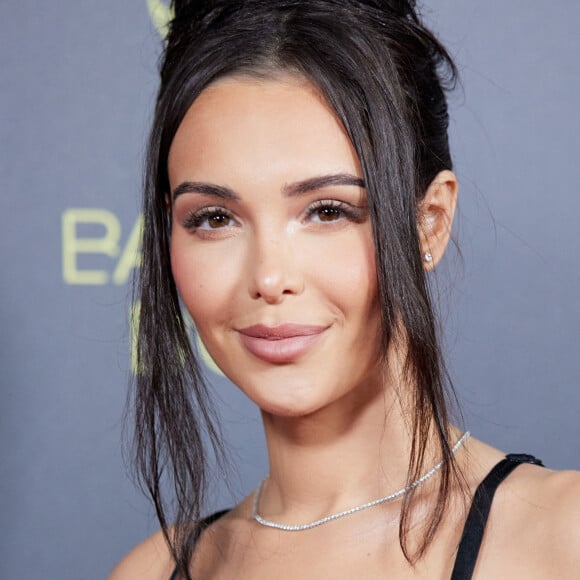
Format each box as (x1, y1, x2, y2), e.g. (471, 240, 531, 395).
(111, 76, 580, 579)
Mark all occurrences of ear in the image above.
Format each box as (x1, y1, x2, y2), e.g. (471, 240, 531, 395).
(417, 170, 458, 270)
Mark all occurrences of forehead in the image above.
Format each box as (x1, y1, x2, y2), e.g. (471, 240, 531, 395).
(167, 74, 362, 185)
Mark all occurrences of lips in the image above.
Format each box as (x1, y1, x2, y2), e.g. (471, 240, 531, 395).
(237, 323, 328, 363)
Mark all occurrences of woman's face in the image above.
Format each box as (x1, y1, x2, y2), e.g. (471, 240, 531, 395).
(168, 75, 383, 417)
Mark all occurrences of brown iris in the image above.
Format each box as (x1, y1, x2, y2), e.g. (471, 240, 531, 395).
(318, 207, 341, 221)
(208, 214, 230, 228)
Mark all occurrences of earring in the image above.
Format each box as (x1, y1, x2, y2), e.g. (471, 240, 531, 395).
(424, 252, 433, 263)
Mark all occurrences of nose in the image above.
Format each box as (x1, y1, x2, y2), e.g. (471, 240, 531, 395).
(247, 232, 304, 304)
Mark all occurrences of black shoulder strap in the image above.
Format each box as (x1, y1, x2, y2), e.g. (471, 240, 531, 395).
(200, 508, 230, 528)
(169, 509, 231, 580)
(450, 453, 544, 580)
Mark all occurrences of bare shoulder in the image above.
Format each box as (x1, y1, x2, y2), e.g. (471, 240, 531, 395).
(108, 503, 244, 580)
(463, 440, 580, 576)
(493, 463, 580, 574)
(108, 528, 175, 580)
(506, 462, 580, 521)
(532, 468, 580, 562)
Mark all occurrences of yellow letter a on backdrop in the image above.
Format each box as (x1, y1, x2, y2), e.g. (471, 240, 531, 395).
(112, 215, 143, 285)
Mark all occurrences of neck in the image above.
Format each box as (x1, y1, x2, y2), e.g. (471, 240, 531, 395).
(258, 373, 440, 525)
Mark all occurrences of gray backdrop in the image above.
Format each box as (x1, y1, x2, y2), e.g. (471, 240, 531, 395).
(1, 1, 578, 578)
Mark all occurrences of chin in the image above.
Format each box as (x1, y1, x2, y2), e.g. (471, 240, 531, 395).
(229, 374, 333, 419)
(259, 399, 324, 419)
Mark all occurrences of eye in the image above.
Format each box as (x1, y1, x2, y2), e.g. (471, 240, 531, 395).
(317, 206, 343, 222)
(305, 200, 366, 224)
(183, 207, 235, 230)
(206, 213, 231, 228)
(306, 200, 345, 223)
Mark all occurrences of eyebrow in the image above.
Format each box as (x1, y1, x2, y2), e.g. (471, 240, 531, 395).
(283, 173, 365, 196)
(172, 181, 240, 201)
(171, 173, 365, 202)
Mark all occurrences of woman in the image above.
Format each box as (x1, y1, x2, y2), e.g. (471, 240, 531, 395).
(112, 1, 580, 578)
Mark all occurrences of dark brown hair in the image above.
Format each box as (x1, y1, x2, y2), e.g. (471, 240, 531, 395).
(133, 1, 462, 577)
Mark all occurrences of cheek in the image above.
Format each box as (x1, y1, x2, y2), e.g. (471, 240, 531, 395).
(170, 234, 238, 330)
(313, 228, 378, 314)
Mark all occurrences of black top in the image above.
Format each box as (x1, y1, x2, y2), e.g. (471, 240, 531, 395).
(170, 453, 543, 580)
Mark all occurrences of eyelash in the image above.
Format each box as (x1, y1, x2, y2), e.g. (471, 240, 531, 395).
(182, 206, 235, 231)
(304, 200, 366, 224)
(181, 200, 366, 232)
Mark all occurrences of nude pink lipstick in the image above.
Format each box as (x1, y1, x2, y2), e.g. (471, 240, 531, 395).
(237, 324, 327, 364)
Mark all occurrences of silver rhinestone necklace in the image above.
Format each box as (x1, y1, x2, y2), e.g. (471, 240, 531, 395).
(253, 431, 470, 531)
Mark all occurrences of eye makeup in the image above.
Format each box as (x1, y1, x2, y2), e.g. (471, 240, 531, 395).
(182, 206, 236, 231)
(304, 199, 368, 224)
